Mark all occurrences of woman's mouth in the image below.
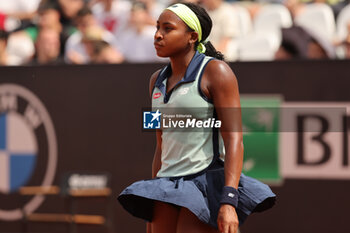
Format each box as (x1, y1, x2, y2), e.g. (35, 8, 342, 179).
(154, 43, 163, 49)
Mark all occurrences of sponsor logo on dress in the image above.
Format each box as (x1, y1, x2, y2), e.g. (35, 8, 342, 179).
(153, 93, 161, 99)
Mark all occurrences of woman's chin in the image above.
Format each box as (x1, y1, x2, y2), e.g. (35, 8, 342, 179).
(156, 51, 168, 58)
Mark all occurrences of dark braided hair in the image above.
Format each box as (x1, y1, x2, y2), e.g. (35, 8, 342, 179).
(181, 2, 224, 60)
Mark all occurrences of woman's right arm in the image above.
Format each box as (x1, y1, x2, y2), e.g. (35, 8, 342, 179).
(149, 69, 162, 178)
(148, 70, 162, 233)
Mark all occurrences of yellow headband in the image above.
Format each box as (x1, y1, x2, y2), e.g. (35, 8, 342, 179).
(166, 3, 206, 53)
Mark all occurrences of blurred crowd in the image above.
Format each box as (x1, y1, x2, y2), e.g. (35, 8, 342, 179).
(0, 0, 350, 65)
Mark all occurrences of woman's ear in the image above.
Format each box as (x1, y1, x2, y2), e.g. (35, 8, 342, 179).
(189, 31, 199, 45)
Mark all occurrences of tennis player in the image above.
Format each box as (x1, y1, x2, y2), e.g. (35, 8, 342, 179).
(118, 3, 276, 233)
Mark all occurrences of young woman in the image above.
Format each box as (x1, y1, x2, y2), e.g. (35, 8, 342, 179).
(118, 3, 276, 233)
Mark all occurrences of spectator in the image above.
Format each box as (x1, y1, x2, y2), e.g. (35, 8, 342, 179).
(65, 6, 123, 64)
(91, 0, 131, 40)
(58, 0, 85, 21)
(275, 25, 336, 60)
(201, 0, 239, 55)
(0, 30, 9, 65)
(138, 0, 165, 22)
(30, 28, 64, 65)
(5, 30, 35, 65)
(119, 1, 166, 63)
(83, 26, 123, 63)
(8, 1, 66, 64)
(91, 40, 124, 63)
(58, 0, 84, 38)
(24, 2, 62, 42)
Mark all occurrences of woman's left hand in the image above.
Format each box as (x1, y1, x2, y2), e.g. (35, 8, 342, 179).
(217, 204, 239, 233)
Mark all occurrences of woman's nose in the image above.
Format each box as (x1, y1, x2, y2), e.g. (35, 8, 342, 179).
(154, 30, 163, 41)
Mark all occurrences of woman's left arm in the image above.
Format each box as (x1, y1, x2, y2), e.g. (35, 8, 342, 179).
(206, 60, 243, 233)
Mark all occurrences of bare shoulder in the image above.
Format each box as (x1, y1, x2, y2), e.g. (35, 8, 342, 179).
(149, 69, 162, 97)
(204, 59, 238, 88)
(149, 69, 162, 87)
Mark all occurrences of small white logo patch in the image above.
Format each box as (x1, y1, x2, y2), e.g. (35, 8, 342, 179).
(228, 193, 235, 198)
(178, 87, 189, 95)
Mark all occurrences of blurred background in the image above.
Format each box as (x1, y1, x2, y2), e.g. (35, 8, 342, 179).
(1, 0, 350, 64)
(0, 0, 350, 233)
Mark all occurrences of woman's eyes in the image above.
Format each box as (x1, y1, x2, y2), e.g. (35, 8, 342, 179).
(156, 25, 173, 32)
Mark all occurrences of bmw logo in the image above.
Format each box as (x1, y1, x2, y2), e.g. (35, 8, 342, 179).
(0, 84, 57, 221)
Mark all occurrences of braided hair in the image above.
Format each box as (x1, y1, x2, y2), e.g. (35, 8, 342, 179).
(182, 2, 224, 60)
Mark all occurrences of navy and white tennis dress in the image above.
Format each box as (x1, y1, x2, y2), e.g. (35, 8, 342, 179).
(118, 51, 276, 228)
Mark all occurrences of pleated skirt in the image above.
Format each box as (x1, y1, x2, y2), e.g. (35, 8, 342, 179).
(118, 164, 276, 229)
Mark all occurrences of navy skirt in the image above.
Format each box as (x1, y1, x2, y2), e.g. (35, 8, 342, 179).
(118, 161, 276, 228)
